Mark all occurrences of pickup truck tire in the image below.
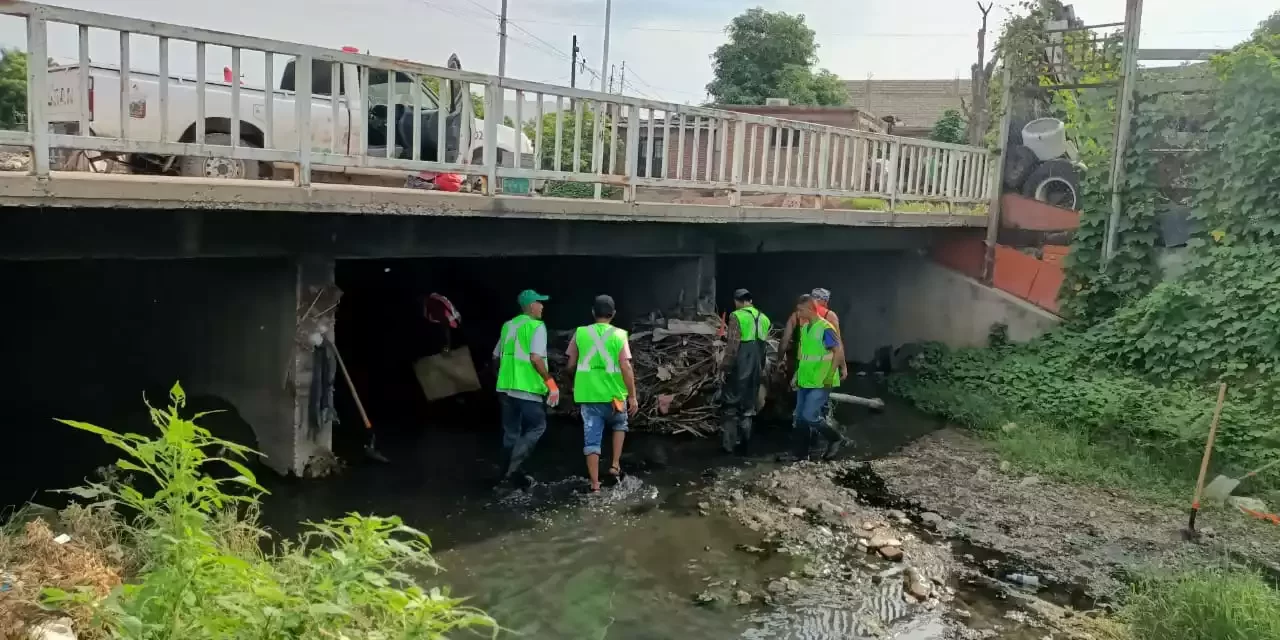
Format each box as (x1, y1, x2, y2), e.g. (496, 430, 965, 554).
(178, 133, 261, 180)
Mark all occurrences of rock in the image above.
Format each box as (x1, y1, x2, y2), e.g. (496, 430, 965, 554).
(856, 541, 869, 553)
(704, 546, 712, 552)
(734, 590, 752, 606)
(1019, 475, 1042, 487)
(1228, 496, 1269, 513)
(862, 521, 877, 531)
(1001, 422, 1018, 433)
(999, 460, 1012, 473)
(767, 579, 790, 595)
(693, 590, 720, 605)
(873, 565, 905, 583)
(736, 544, 766, 554)
(1007, 573, 1042, 588)
(887, 509, 907, 520)
(731, 490, 745, 504)
(787, 507, 807, 517)
(29, 618, 76, 640)
(897, 517, 912, 525)
(919, 512, 945, 528)
(867, 536, 902, 549)
(905, 567, 932, 600)
(879, 546, 904, 561)
(802, 565, 820, 578)
(697, 501, 711, 511)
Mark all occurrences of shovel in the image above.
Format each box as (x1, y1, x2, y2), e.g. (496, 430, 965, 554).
(329, 339, 389, 463)
(1183, 383, 1227, 540)
(1203, 458, 1280, 503)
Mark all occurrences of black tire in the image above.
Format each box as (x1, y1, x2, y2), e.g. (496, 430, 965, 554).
(1007, 116, 1032, 147)
(1021, 159, 1081, 210)
(178, 133, 261, 179)
(1003, 144, 1039, 191)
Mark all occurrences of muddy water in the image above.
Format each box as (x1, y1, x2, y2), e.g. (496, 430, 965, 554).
(260, 377, 1049, 639)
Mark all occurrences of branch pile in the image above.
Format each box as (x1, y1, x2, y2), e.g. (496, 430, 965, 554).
(548, 313, 779, 437)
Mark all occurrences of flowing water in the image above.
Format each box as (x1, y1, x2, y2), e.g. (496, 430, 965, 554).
(260, 378, 1050, 639)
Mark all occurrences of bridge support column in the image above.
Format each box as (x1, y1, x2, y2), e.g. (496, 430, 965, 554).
(286, 255, 340, 476)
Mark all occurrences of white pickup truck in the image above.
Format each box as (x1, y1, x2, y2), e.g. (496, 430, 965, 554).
(44, 55, 533, 182)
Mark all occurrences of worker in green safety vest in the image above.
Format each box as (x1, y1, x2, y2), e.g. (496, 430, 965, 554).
(721, 288, 771, 455)
(492, 289, 559, 489)
(786, 293, 849, 462)
(564, 294, 639, 493)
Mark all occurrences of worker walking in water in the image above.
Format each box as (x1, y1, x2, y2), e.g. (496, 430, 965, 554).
(787, 294, 849, 462)
(493, 289, 559, 489)
(565, 295, 639, 493)
(721, 288, 771, 455)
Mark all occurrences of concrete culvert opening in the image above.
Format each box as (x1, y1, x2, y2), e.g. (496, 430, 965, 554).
(331, 255, 712, 488)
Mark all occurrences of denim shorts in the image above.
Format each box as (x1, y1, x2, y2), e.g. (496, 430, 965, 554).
(580, 402, 629, 455)
(794, 387, 832, 425)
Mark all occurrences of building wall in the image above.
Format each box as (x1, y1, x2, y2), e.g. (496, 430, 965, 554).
(844, 79, 971, 138)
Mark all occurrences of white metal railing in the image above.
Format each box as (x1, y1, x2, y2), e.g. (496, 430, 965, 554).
(1, 2, 996, 210)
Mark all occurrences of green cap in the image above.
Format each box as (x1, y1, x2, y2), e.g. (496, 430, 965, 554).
(517, 289, 550, 307)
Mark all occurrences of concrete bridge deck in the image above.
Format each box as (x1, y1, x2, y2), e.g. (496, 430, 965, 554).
(0, 172, 987, 228)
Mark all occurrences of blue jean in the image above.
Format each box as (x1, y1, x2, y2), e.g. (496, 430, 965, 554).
(499, 394, 547, 478)
(580, 402, 629, 456)
(794, 388, 832, 425)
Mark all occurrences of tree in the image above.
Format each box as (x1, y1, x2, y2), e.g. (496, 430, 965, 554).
(706, 8, 845, 106)
(0, 49, 28, 130)
(1253, 9, 1280, 39)
(931, 109, 967, 144)
(961, 2, 997, 147)
(522, 108, 611, 173)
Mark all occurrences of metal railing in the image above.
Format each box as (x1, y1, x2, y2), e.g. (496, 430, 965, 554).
(1, 2, 996, 210)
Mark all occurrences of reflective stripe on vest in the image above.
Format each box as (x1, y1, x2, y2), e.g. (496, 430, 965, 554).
(573, 324, 628, 403)
(577, 325, 620, 373)
(734, 306, 771, 342)
(497, 314, 548, 395)
(796, 318, 840, 389)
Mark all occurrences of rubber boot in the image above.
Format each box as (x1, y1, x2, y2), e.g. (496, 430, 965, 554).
(737, 415, 754, 455)
(720, 409, 739, 454)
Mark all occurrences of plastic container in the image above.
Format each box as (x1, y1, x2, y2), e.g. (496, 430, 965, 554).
(1021, 118, 1068, 161)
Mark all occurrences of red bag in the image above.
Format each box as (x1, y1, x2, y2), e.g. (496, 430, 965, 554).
(434, 173, 463, 192)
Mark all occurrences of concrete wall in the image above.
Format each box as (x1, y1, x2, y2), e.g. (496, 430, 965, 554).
(718, 251, 1059, 362)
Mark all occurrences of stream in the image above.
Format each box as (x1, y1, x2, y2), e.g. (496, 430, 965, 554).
(259, 379, 1058, 639)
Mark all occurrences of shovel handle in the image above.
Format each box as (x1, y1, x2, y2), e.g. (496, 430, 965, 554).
(1192, 383, 1227, 509)
(330, 340, 373, 430)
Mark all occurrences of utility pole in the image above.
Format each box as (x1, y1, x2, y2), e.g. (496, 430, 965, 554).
(608, 65, 616, 93)
(497, 0, 509, 77)
(619, 61, 626, 94)
(570, 34, 579, 88)
(593, 0, 613, 200)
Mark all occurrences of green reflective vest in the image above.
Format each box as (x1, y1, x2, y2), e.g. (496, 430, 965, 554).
(496, 314, 548, 395)
(733, 306, 772, 342)
(573, 323, 629, 403)
(796, 318, 841, 389)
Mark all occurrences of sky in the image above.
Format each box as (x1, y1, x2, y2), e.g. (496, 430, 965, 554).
(0, 0, 1270, 104)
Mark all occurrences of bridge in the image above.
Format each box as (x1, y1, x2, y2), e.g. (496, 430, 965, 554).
(0, 3, 1051, 494)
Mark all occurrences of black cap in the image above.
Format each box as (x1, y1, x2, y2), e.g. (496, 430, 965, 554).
(733, 288, 752, 302)
(592, 294, 616, 318)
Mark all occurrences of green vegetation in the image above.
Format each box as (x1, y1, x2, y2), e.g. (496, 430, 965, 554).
(522, 108, 612, 173)
(705, 8, 845, 106)
(26, 383, 495, 639)
(929, 109, 967, 145)
(1122, 568, 1280, 639)
(0, 49, 28, 129)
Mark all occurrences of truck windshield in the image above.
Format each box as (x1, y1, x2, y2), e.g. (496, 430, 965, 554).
(365, 69, 439, 110)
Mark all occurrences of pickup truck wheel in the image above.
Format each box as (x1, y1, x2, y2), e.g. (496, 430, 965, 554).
(179, 133, 261, 180)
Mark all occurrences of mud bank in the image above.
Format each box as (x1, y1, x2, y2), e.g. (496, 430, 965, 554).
(700, 460, 1122, 639)
(871, 429, 1280, 601)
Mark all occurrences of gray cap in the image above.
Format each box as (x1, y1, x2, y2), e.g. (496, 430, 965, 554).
(733, 288, 752, 301)
(810, 287, 831, 302)
(592, 294, 616, 317)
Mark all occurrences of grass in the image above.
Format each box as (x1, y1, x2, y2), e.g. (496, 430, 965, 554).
(1121, 568, 1280, 639)
(987, 421, 1195, 506)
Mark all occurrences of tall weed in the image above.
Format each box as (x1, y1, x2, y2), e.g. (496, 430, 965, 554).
(43, 382, 496, 640)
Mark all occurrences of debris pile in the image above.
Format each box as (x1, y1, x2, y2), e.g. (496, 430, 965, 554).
(0, 518, 121, 639)
(548, 313, 779, 436)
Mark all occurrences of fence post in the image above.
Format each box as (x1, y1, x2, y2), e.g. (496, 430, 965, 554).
(887, 140, 900, 211)
(294, 54, 312, 187)
(817, 131, 831, 209)
(484, 82, 500, 195)
(26, 15, 49, 177)
(623, 104, 640, 203)
(729, 118, 746, 206)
